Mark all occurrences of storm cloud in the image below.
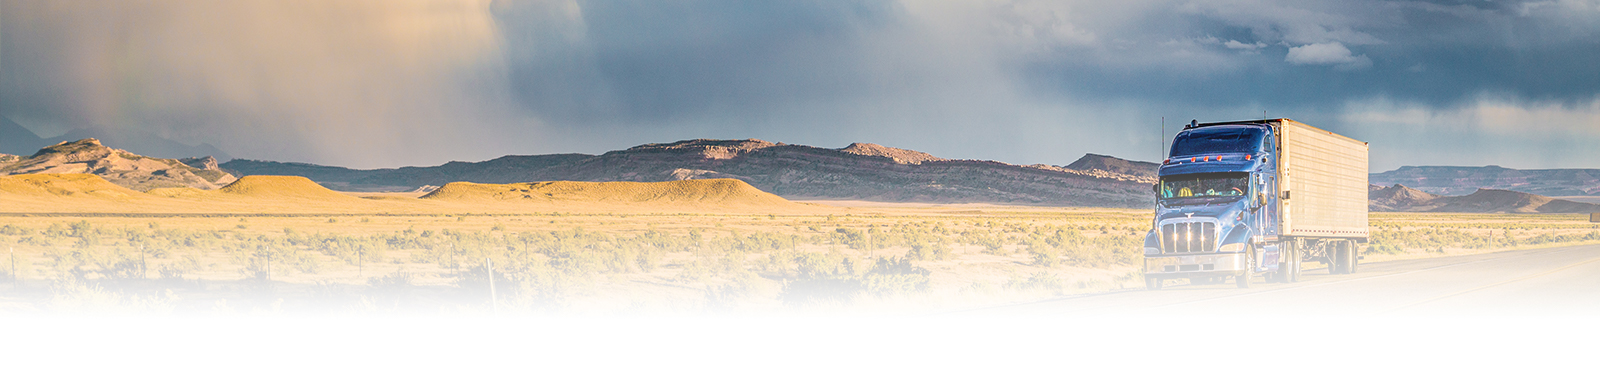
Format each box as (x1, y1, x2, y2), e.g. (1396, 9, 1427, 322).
(2, 0, 1597, 169)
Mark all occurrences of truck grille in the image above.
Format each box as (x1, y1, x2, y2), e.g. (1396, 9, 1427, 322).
(1161, 222, 1216, 254)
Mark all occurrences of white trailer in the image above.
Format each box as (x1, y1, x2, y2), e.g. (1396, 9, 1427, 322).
(1274, 119, 1369, 275)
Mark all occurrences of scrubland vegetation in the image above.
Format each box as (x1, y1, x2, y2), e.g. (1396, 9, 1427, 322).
(0, 210, 1594, 315)
(1365, 213, 1600, 258)
(0, 210, 1149, 314)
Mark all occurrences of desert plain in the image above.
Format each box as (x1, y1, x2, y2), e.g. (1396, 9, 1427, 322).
(1, 172, 1598, 316)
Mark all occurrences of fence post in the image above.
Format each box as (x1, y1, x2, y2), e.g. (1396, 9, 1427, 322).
(487, 257, 498, 316)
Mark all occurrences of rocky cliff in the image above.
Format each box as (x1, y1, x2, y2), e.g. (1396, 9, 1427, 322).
(1, 139, 237, 191)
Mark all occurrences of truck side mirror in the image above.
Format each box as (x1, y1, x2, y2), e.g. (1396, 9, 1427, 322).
(1152, 183, 1159, 194)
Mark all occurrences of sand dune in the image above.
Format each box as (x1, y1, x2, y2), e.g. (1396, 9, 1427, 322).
(216, 176, 363, 201)
(0, 174, 176, 213)
(0, 174, 819, 214)
(0, 174, 147, 199)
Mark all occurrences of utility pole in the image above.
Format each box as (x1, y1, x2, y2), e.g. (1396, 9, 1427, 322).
(140, 243, 147, 280)
(1161, 116, 1165, 160)
(486, 257, 498, 316)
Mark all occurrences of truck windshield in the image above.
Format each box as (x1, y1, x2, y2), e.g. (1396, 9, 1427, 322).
(1159, 173, 1249, 200)
(1170, 127, 1264, 157)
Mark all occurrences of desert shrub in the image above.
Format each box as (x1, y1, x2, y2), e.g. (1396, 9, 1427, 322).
(861, 256, 930, 296)
(705, 270, 764, 308)
(904, 239, 950, 262)
(830, 228, 868, 250)
(368, 270, 413, 289)
(0, 224, 34, 236)
(456, 255, 593, 309)
(634, 249, 660, 273)
(293, 255, 322, 274)
(1026, 237, 1062, 267)
(677, 258, 714, 283)
(158, 255, 203, 280)
(778, 252, 861, 306)
(19, 235, 55, 247)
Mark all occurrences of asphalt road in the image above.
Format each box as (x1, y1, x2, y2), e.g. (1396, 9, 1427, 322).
(971, 243, 1600, 317)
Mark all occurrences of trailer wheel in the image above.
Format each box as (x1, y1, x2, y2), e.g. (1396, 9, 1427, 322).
(1329, 241, 1349, 275)
(1348, 243, 1360, 274)
(1146, 277, 1162, 290)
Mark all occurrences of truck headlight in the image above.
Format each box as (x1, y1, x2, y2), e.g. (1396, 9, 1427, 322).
(1144, 247, 1160, 255)
(1217, 243, 1246, 252)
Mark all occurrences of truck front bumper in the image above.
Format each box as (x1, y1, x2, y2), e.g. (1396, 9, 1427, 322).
(1144, 252, 1248, 279)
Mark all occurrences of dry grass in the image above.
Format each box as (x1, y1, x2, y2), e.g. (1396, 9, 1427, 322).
(1364, 212, 1600, 262)
(0, 207, 1153, 315)
(2, 173, 1597, 316)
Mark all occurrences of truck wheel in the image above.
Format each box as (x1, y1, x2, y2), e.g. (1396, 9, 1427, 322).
(1236, 248, 1254, 288)
(1286, 251, 1301, 283)
(1279, 244, 1297, 283)
(1146, 277, 1162, 290)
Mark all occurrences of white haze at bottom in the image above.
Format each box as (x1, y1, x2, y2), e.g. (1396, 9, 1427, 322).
(2, 315, 1592, 389)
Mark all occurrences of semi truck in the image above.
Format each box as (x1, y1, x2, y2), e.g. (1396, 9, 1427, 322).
(1143, 119, 1368, 289)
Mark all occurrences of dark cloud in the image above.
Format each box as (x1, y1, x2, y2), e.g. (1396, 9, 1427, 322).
(494, 0, 904, 123)
(1, 0, 1596, 170)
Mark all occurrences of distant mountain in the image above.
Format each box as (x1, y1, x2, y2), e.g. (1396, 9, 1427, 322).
(0, 115, 46, 155)
(41, 128, 233, 161)
(0, 139, 237, 191)
(1065, 153, 1159, 179)
(224, 139, 1155, 207)
(1371, 165, 1600, 197)
(220, 154, 594, 192)
(1369, 184, 1441, 212)
(839, 143, 946, 164)
(1427, 189, 1600, 214)
(1367, 184, 1600, 214)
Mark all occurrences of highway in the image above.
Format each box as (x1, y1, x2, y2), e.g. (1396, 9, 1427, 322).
(971, 244, 1600, 317)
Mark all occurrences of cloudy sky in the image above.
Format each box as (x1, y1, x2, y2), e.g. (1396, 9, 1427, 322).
(2, 0, 1597, 170)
